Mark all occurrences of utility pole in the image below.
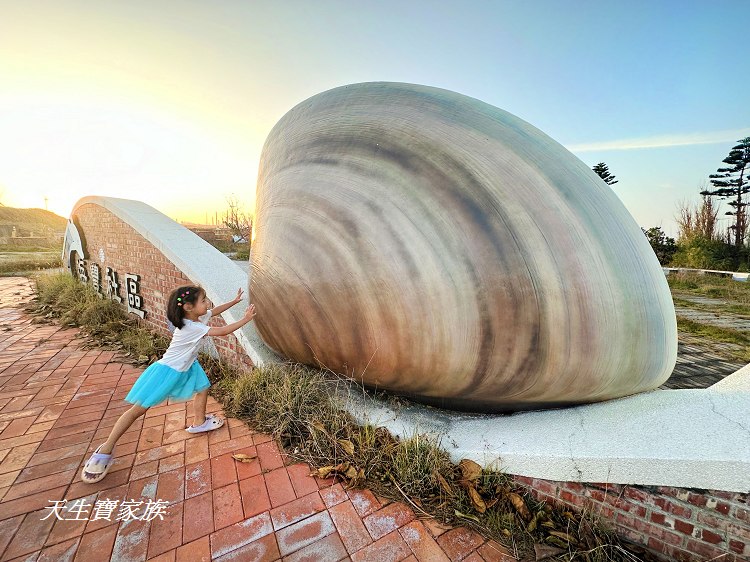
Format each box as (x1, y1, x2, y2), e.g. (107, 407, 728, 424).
(44, 197, 48, 210)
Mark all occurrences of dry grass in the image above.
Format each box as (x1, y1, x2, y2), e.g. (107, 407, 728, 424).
(33, 272, 168, 362)
(675, 317, 750, 363)
(0, 257, 62, 275)
(668, 271, 750, 304)
(0, 245, 62, 275)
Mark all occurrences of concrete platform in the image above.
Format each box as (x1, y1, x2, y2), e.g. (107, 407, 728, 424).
(341, 382, 750, 493)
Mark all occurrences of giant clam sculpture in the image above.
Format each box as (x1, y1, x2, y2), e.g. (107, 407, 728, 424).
(250, 82, 676, 412)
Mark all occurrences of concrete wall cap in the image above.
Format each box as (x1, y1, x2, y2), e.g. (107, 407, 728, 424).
(71, 196, 281, 366)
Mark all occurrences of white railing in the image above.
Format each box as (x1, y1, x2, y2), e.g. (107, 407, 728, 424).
(663, 267, 750, 282)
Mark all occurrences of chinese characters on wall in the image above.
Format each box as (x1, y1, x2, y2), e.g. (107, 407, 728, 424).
(106, 267, 122, 303)
(90, 263, 101, 294)
(125, 273, 146, 319)
(74, 256, 147, 319)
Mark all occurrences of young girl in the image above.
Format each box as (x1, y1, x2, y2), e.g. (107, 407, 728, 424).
(81, 285, 256, 483)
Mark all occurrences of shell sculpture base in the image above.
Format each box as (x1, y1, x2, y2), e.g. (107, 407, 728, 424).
(251, 82, 677, 413)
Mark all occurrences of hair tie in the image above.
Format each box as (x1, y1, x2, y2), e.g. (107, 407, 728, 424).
(177, 302, 183, 307)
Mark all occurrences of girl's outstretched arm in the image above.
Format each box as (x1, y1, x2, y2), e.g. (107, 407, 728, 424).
(207, 304, 256, 337)
(211, 288, 244, 316)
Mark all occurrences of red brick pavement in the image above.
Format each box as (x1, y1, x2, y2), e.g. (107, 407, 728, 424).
(0, 277, 516, 562)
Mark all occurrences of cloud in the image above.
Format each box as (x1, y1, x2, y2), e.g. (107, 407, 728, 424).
(566, 128, 750, 152)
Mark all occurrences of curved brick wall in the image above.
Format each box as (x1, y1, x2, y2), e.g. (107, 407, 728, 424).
(70, 202, 252, 367)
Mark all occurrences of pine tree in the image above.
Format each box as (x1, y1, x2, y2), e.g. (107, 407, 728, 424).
(642, 226, 677, 265)
(592, 162, 618, 185)
(701, 137, 750, 247)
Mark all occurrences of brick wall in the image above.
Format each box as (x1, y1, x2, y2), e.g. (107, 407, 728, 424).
(70, 203, 253, 369)
(514, 476, 749, 561)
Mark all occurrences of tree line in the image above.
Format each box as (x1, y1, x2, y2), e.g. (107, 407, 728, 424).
(593, 137, 750, 272)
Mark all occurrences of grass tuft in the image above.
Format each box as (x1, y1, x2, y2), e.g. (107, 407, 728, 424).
(391, 433, 453, 499)
(676, 316, 749, 346)
(33, 272, 167, 362)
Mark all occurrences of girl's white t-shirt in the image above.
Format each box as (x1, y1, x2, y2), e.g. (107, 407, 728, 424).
(157, 310, 212, 372)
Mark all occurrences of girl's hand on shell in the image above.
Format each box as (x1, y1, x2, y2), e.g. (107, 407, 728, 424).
(235, 288, 244, 302)
(243, 304, 256, 322)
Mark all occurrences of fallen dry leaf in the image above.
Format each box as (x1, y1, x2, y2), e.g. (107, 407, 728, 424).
(311, 466, 334, 479)
(231, 453, 257, 463)
(468, 486, 487, 513)
(507, 492, 531, 521)
(337, 439, 355, 456)
(534, 544, 565, 561)
(435, 472, 454, 496)
(458, 459, 482, 482)
(345, 467, 365, 487)
(526, 510, 545, 532)
(548, 530, 578, 545)
(333, 462, 350, 473)
(545, 535, 569, 549)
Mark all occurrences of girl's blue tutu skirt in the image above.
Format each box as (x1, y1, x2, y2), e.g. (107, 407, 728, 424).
(125, 360, 210, 408)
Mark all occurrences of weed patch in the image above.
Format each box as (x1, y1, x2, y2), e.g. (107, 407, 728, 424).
(32, 272, 167, 362)
(676, 316, 750, 362)
(668, 272, 750, 304)
(0, 257, 62, 275)
(676, 316, 749, 345)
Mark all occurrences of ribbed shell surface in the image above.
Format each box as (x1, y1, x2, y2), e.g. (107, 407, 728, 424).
(250, 82, 676, 412)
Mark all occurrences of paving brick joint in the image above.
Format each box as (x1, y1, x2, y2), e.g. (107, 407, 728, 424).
(0, 277, 508, 562)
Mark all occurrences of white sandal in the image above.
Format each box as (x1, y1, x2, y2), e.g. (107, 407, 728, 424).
(81, 444, 115, 483)
(186, 415, 225, 433)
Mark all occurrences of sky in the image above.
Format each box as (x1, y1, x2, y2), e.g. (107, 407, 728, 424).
(0, 0, 748, 237)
